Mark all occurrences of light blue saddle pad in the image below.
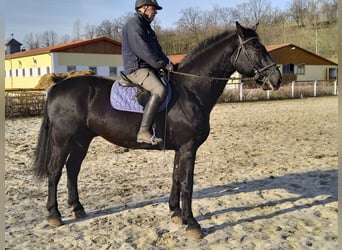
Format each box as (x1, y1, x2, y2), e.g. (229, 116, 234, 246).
(110, 80, 172, 113)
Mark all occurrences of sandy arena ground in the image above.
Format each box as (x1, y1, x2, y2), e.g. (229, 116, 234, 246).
(5, 96, 338, 249)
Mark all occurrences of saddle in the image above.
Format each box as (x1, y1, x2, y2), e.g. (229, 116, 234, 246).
(110, 71, 172, 113)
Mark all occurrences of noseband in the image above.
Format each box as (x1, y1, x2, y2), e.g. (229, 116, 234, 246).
(233, 36, 279, 88)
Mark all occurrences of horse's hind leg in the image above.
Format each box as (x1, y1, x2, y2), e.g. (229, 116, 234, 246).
(66, 133, 93, 219)
(46, 146, 71, 227)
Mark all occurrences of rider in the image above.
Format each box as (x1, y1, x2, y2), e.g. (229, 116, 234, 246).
(122, 0, 173, 145)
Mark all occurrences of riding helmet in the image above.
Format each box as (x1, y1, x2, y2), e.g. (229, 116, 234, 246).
(135, 0, 162, 10)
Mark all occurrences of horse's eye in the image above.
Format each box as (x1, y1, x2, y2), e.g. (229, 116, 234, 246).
(253, 42, 262, 52)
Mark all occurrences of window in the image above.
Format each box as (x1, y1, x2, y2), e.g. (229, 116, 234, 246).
(67, 65, 76, 72)
(282, 64, 295, 75)
(109, 66, 118, 76)
(328, 68, 337, 80)
(89, 66, 97, 74)
(38, 68, 41, 76)
(30, 68, 33, 76)
(297, 64, 305, 75)
(46, 67, 50, 74)
(22, 68, 25, 77)
(15, 69, 18, 77)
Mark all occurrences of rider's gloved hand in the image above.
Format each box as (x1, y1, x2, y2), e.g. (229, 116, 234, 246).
(165, 63, 174, 72)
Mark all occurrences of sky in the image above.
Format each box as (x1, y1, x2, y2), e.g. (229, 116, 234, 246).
(5, 0, 288, 44)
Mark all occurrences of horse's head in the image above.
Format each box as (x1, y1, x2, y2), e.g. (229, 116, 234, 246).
(232, 22, 282, 90)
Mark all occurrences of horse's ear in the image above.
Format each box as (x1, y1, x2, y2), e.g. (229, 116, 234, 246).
(252, 22, 259, 31)
(235, 21, 245, 38)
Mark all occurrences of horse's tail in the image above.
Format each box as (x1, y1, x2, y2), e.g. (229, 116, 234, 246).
(33, 104, 52, 179)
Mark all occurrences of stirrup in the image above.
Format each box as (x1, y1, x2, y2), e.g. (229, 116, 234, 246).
(150, 127, 162, 145)
(151, 136, 163, 145)
(137, 128, 162, 145)
(137, 135, 162, 145)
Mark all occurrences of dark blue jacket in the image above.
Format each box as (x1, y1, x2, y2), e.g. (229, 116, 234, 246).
(122, 12, 169, 74)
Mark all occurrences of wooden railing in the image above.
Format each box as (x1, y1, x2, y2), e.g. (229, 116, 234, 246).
(5, 89, 46, 118)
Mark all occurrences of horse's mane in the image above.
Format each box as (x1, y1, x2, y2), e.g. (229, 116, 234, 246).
(179, 28, 237, 68)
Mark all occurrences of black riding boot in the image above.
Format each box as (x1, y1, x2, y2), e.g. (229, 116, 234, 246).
(137, 94, 163, 144)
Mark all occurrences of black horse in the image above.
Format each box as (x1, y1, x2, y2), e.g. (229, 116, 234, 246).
(33, 22, 281, 239)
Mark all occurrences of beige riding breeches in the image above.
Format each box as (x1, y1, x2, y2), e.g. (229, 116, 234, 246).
(127, 68, 166, 99)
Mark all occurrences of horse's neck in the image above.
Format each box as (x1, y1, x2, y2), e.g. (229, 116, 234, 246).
(202, 34, 238, 77)
(178, 33, 238, 109)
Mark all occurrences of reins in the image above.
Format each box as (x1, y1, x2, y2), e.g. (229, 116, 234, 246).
(171, 71, 234, 82)
(171, 70, 261, 84)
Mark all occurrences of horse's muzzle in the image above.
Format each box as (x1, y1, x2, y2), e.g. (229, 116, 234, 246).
(256, 65, 282, 91)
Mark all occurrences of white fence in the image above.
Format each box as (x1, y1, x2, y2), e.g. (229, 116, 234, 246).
(220, 80, 338, 102)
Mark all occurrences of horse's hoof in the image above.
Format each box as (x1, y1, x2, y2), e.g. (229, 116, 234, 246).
(48, 217, 64, 227)
(171, 214, 183, 225)
(73, 209, 87, 219)
(186, 227, 204, 239)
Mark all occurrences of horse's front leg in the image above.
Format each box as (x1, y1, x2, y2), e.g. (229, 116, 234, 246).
(169, 150, 182, 224)
(175, 142, 203, 239)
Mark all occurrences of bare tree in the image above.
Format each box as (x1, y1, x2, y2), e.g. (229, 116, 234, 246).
(23, 33, 40, 49)
(288, 0, 309, 26)
(40, 30, 58, 47)
(233, 0, 273, 26)
(212, 6, 235, 28)
(83, 24, 98, 39)
(73, 19, 82, 41)
(110, 17, 126, 40)
(176, 7, 203, 42)
(305, 0, 320, 26)
(270, 8, 290, 24)
(95, 13, 132, 40)
(60, 34, 72, 44)
(96, 20, 116, 38)
(202, 5, 234, 32)
(318, 0, 337, 23)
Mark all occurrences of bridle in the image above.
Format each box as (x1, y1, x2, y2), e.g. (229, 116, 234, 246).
(233, 36, 279, 89)
(170, 33, 279, 88)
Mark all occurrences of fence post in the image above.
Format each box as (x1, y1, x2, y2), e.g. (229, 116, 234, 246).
(314, 80, 317, 97)
(292, 81, 295, 98)
(240, 82, 244, 101)
(334, 80, 338, 96)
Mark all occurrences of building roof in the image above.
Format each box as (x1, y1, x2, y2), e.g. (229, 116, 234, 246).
(5, 36, 122, 59)
(266, 43, 337, 66)
(266, 44, 289, 51)
(6, 38, 23, 46)
(168, 54, 187, 64)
